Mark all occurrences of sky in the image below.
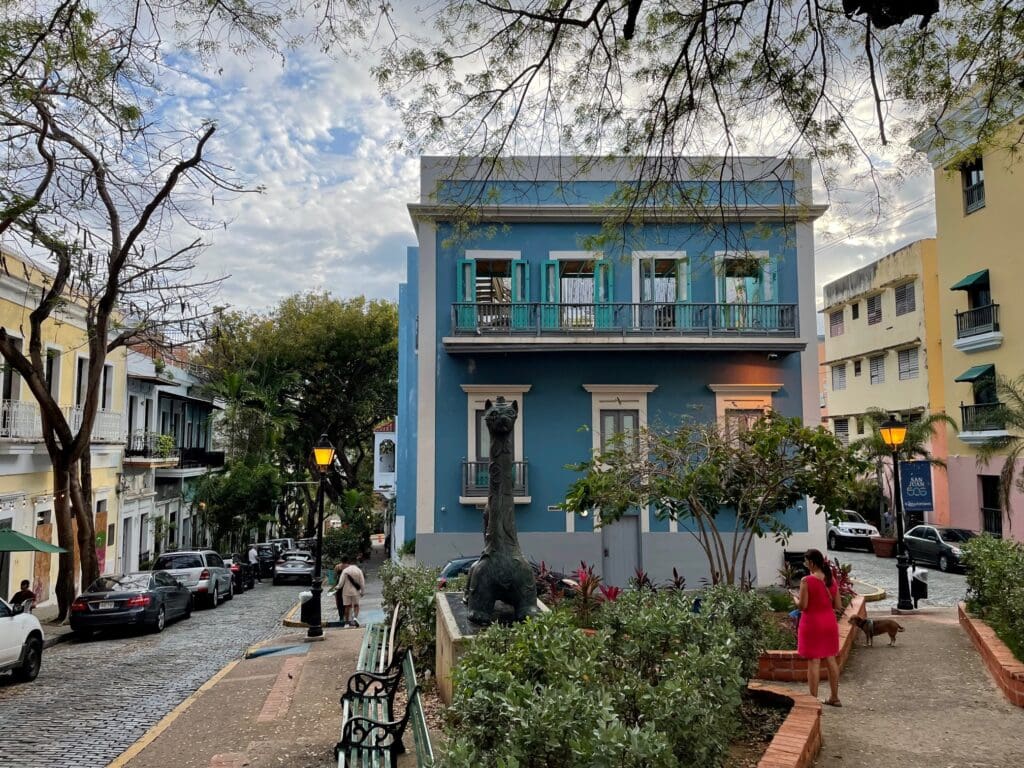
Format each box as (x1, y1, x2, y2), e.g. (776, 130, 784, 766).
(159, 20, 940, 318)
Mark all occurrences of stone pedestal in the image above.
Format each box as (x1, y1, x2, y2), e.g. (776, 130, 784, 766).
(435, 592, 548, 705)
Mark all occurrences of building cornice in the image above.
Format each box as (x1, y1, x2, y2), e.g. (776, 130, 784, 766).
(460, 384, 532, 395)
(582, 384, 658, 394)
(707, 383, 783, 395)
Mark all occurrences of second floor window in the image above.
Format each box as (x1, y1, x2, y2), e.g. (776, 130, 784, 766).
(895, 282, 916, 316)
(870, 354, 885, 384)
(829, 310, 844, 337)
(867, 294, 882, 325)
(898, 348, 919, 380)
(831, 364, 847, 391)
(600, 409, 639, 453)
(833, 418, 850, 446)
(962, 157, 985, 214)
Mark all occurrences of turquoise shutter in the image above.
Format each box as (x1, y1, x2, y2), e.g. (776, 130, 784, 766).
(675, 259, 690, 329)
(456, 259, 476, 331)
(761, 257, 777, 329)
(541, 261, 560, 329)
(638, 257, 655, 329)
(511, 259, 530, 329)
(594, 259, 614, 328)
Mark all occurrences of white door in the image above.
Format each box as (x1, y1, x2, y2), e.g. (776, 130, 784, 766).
(601, 515, 640, 589)
(122, 516, 135, 573)
(0, 599, 19, 665)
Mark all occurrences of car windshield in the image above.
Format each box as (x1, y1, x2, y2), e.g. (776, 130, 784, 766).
(153, 553, 204, 570)
(939, 528, 976, 543)
(86, 574, 151, 592)
(843, 512, 867, 524)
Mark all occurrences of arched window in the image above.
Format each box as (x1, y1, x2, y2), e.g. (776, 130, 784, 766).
(379, 439, 395, 473)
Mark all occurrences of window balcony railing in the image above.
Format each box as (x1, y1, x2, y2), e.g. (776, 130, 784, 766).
(125, 431, 179, 460)
(452, 302, 798, 337)
(955, 303, 999, 339)
(461, 459, 529, 498)
(960, 401, 1005, 432)
(62, 405, 125, 443)
(981, 506, 1003, 537)
(964, 181, 985, 214)
(0, 399, 43, 440)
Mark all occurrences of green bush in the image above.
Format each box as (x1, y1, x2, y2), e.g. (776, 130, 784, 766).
(379, 560, 442, 672)
(962, 535, 1024, 661)
(699, 584, 772, 680)
(322, 526, 364, 565)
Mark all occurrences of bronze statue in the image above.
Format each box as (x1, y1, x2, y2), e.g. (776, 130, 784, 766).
(464, 397, 540, 624)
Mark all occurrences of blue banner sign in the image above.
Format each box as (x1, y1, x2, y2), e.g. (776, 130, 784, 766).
(899, 460, 934, 513)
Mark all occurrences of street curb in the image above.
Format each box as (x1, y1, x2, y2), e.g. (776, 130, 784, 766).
(282, 599, 307, 628)
(852, 579, 887, 603)
(42, 628, 75, 650)
(104, 657, 241, 768)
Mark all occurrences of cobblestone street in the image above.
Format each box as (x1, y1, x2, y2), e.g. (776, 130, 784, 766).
(0, 583, 303, 768)
(829, 546, 970, 608)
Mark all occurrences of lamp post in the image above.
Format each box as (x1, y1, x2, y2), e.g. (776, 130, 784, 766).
(879, 417, 914, 611)
(307, 433, 336, 639)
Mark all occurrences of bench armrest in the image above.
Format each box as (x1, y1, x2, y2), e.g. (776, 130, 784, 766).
(341, 669, 401, 704)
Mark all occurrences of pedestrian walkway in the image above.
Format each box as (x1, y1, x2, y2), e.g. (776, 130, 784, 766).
(813, 608, 1024, 767)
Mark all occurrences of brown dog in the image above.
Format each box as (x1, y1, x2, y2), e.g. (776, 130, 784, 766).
(849, 615, 905, 646)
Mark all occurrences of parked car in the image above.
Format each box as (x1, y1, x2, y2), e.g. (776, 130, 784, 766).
(437, 556, 479, 589)
(827, 510, 880, 551)
(0, 596, 44, 683)
(437, 555, 577, 597)
(272, 551, 315, 585)
(254, 544, 278, 578)
(904, 525, 977, 572)
(151, 550, 234, 607)
(70, 572, 193, 635)
(224, 554, 256, 593)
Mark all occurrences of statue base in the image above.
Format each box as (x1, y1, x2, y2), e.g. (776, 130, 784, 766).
(435, 592, 548, 705)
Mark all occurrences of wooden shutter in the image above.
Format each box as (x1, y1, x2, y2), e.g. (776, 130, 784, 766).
(898, 348, 919, 380)
(895, 282, 916, 316)
(867, 294, 882, 325)
(831, 364, 847, 391)
(829, 310, 844, 337)
(870, 354, 885, 384)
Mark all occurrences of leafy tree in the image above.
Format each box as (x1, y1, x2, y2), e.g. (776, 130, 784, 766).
(562, 412, 865, 585)
(977, 375, 1024, 523)
(852, 409, 956, 535)
(194, 463, 283, 551)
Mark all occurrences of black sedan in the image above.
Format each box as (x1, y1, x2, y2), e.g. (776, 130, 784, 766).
(69, 572, 193, 635)
(904, 525, 977, 572)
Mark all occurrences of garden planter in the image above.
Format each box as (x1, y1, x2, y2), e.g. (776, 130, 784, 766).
(747, 683, 822, 768)
(870, 536, 897, 558)
(958, 603, 1024, 708)
(756, 596, 865, 682)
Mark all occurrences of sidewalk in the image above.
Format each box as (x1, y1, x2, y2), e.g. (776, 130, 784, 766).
(30, 604, 74, 648)
(811, 607, 1024, 767)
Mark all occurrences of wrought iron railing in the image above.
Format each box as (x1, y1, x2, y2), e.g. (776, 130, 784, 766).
(461, 459, 529, 497)
(981, 506, 1003, 537)
(452, 302, 798, 337)
(960, 401, 1005, 432)
(125, 431, 179, 460)
(62, 405, 125, 443)
(955, 303, 999, 339)
(0, 399, 43, 440)
(965, 181, 985, 213)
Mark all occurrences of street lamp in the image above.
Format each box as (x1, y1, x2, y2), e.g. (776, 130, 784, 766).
(306, 433, 336, 639)
(879, 417, 914, 611)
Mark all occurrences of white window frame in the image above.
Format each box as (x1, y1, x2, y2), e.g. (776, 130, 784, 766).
(831, 363, 847, 391)
(75, 354, 89, 406)
(894, 282, 916, 317)
(631, 250, 688, 303)
(582, 384, 657, 533)
(829, 309, 844, 337)
(869, 354, 886, 385)
(460, 384, 531, 506)
(713, 250, 773, 302)
(898, 347, 919, 381)
(45, 346, 62, 400)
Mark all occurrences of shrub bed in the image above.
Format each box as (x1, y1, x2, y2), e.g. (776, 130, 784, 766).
(443, 588, 774, 768)
(961, 535, 1024, 662)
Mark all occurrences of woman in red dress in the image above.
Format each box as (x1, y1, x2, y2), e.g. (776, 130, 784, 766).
(796, 548, 843, 705)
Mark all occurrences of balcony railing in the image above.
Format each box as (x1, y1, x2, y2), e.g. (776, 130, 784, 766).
(178, 447, 225, 469)
(461, 459, 529, 498)
(125, 431, 179, 460)
(964, 181, 985, 213)
(0, 399, 43, 440)
(452, 302, 798, 337)
(955, 303, 999, 339)
(981, 506, 1003, 537)
(62, 405, 125, 443)
(960, 401, 1005, 432)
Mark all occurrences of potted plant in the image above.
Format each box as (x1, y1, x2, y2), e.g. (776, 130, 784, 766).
(871, 533, 897, 558)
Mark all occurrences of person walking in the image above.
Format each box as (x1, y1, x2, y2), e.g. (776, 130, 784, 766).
(795, 548, 843, 706)
(247, 543, 261, 583)
(335, 558, 365, 627)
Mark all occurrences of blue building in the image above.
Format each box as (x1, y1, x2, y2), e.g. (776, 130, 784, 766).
(395, 157, 827, 586)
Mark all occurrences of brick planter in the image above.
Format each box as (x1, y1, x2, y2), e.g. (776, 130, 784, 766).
(756, 596, 866, 682)
(958, 602, 1024, 708)
(747, 682, 822, 768)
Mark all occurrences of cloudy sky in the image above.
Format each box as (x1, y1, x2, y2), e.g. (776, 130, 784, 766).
(162, 22, 939, 316)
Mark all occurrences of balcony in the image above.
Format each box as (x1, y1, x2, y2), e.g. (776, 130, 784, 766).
(124, 431, 180, 467)
(0, 400, 43, 441)
(445, 302, 801, 353)
(959, 401, 1008, 445)
(964, 180, 985, 214)
(954, 303, 1003, 352)
(981, 506, 1003, 537)
(62, 405, 125, 443)
(460, 459, 530, 503)
(178, 447, 225, 469)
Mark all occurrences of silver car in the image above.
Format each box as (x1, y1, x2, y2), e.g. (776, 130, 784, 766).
(272, 550, 315, 585)
(151, 550, 234, 608)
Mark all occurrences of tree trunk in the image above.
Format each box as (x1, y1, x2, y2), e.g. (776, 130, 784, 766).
(69, 460, 99, 590)
(52, 460, 76, 621)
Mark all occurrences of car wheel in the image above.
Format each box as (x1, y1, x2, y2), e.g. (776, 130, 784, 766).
(224, 580, 234, 601)
(13, 636, 42, 682)
(210, 586, 220, 609)
(828, 532, 841, 551)
(938, 553, 951, 572)
(184, 596, 193, 619)
(152, 606, 166, 633)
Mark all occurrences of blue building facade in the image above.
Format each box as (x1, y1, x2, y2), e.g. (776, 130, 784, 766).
(396, 157, 827, 586)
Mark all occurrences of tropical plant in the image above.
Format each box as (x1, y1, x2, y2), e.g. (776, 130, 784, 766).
(563, 412, 865, 586)
(853, 409, 957, 536)
(976, 375, 1024, 523)
(378, 561, 443, 672)
(961, 535, 1024, 661)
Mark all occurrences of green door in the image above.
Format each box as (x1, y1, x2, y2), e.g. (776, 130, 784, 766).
(511, 259, 530, 329)
(456, 259, 476, 331)
(540, 261, 560, 329)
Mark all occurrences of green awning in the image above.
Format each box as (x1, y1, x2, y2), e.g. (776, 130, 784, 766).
(955, 364, 995, 383)
(950, 269, 989, 291)
(0, 528, 66, 553)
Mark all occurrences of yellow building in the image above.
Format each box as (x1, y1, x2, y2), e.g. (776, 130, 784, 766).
(0, 250, 126, 608)
(821, 238, 949, 525)
(914, 103, 1024, 541)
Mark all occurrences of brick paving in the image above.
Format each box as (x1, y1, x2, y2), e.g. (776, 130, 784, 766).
(0, 581, 301, 768)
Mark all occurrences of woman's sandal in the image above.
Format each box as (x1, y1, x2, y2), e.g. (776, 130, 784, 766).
(823, 699, 843, 707)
